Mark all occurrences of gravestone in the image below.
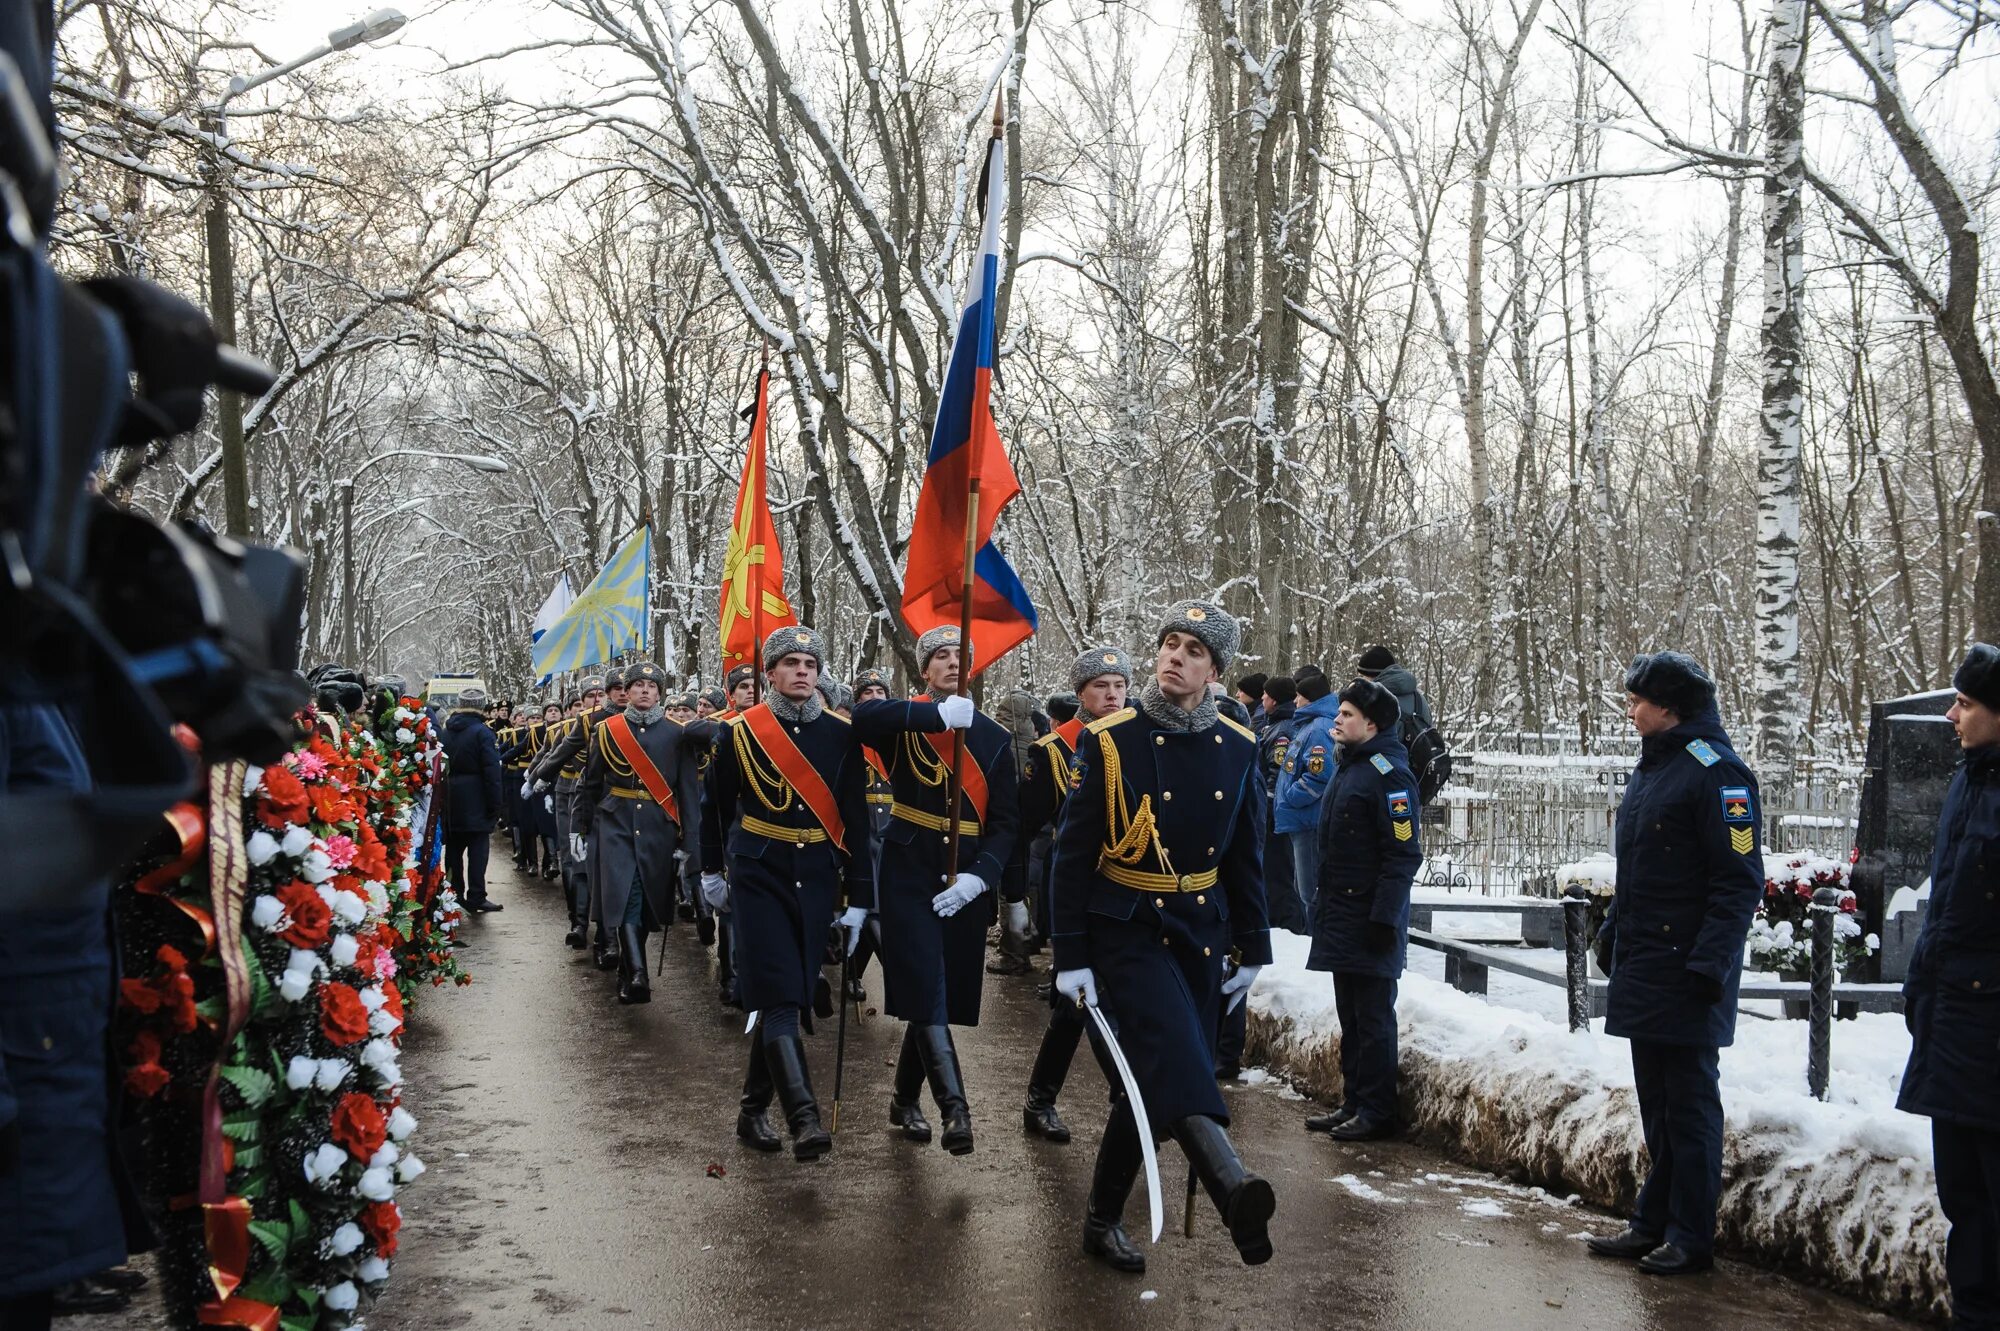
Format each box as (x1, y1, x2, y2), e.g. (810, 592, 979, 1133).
(1850, 688, 1959, 981)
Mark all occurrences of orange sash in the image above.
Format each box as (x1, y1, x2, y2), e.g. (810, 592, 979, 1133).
(908, 694, 990, 823)
(1055, 717, 1084, 750)
(740, 704, 848, 854)
(603, 714, 682, 823)
(862, 746, 890, 783)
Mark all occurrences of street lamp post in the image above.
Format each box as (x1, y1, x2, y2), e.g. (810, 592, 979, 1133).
(206, 8, 408, 539)
(339, 449, 508, 666)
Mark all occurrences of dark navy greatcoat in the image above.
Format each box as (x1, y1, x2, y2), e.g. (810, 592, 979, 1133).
(1599, 709, 1763, 1048)
(1006, 718, 1084, 909)
(850, 698, 1019, 1027)
(700, 702, 870, 1020)
(1899, 744, 2000, 1129)
(1051, 705, 1271, 1130)
(1307, 731, 1422, 977)
(440, 710, 503, 834)
(576, 712, 703, 928)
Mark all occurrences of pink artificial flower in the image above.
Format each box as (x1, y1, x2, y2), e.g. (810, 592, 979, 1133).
(324, 833, 359, 869)
(293, 751, 330, 781)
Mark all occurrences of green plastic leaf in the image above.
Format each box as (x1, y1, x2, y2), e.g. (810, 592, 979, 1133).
(280, 1314, 315, 1331)
(220, 1113, 261, 1142)
(237, 1171, 268, 1200)
(288, 1199, 310, 1237)
(231, 1144, 264, 1172)
(248, 1219, 291, 1265)
(220, 1063, 276, 1109)
(195, 994, 227, 1024)
(238, 1271, 292, 1307)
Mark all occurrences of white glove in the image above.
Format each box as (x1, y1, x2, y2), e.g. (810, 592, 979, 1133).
(533, 778, 550, 793)
(700, 872, 730, 911)
(936, 694, 976, 730)
(673, 849, 689, 864)
(569, 833, 587, 862)
(543, 795, 554, 813)
(1055, 967, 1098, 1008)
(1221, 963, 1263, 1014)
(1003, 899, 1031, 936)
(519, 780, 534, 800)
(931, 871, 989, 917)
(837, 905, 869, 956)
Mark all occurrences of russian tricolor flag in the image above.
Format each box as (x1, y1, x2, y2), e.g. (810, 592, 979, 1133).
(900, 109, 1037, 677)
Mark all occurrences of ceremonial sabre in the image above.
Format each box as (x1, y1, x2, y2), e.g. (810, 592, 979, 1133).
(830, 950, 851, 1134)
(1085, 1003, 1163, 1243)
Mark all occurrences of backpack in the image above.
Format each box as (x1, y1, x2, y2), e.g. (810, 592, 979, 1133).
(1399, 710, 1452, 806)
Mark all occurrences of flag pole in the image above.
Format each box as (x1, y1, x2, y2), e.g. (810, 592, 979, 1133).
(750, 339, 769, 707)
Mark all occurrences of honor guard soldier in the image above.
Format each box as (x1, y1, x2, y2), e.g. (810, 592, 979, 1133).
(697, 686, 728, 719)
(499, 708, 536, 869)
(1899, 645, 2000, 1327)
(1010, 646, 1132, 1144)
(1586, 652, 1760, 1276)
(1301, 678, 1421, 1141)
(851, 626, 1020, 1155)
(575, 662, 704, 1004)
(699, 627, 871, 1161)
(532, 669, 628, 951)
(1051, 600, 1275, 1274)
(689, 663, 762, 1001)
(531, 701, 565, 877)
(847, 667, 895, 1001)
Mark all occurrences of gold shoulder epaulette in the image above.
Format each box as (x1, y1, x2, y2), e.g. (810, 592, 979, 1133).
(1033, 730, 1066, 752)
(1086, 707, 1136, 735)
(1218, 714, 1256, 742)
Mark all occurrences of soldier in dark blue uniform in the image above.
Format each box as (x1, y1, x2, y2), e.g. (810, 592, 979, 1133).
(1586, 651, 1761, 1276)
(845, 668, 894, 1001)
(701, 627, 871, 1161)
(1900, 644, 2000, 1328)
(851, 625, 1019, 1155)
(1052, 601, 1275, 1274)
(1302, 678, 1421, 1141)
(530, 671, 623, 950)
(1011, 646, 1132, 1144)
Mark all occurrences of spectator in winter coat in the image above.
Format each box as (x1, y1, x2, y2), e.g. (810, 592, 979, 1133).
(442, 687, 505, 912)
(1355, 646, 1432, 728)
(1235, 673, 1268, 732)
(1586, 652, 1760, 1277)
(1274, 667, 1339, 918)
(1302, 679, 1421, 1141)
(1255, 677, 1303, 936)
(1899, 644, 2000, 1329)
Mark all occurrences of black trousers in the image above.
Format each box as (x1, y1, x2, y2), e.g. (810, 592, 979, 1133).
(1216, 983, 1247, 1071)
(444, 831, 490, 906)
(1935, 1119, 2000, 1329)
(1629, 1040, 1723, 1253)
(1332, 972, 1398, 1120)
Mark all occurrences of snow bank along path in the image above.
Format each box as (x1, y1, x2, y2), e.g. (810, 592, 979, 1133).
(1244, 933, 1946, 1318)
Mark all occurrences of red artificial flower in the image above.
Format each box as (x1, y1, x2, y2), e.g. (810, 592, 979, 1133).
(379, 982, 404, 1031)
(157, 944, 189, 971)
(309, 783, 355, 826)
(161, 970, 199, 1035)
(354, 826, 391, 882)
(319, 981, 371, 1047)
(329, 1091, 389, 1160)
(276, 880, 333, 950)
(124, 1029, 170, 1098)
(259, 764, 311, 828)
(358, 1200, 402, 1257)
(119, 977, 164, 1014)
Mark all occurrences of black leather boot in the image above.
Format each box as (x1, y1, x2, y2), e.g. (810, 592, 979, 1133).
(737, 1041, 782, 1152)
(617, 925, 651, 1004)
(765, 1035, 832, 1161)
(919, 1025, 974, 1155)
(889, 1024, 932, 1143)
(1081, 1110, 1146, 1273)
(1172, 1115, 1275, 1265)
(1023, 1010, 1082, 1143)
(593, 925, 619, 972)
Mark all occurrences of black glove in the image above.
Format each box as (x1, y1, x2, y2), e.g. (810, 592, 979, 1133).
(1369, 921, 1395, 951)
(1687, 969, 1724, 1005)
(1593, 936, 1614, 976)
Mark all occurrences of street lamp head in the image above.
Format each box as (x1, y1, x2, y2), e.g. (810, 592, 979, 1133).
(464, 455, 510, 475)
(329, 8, 407, 51)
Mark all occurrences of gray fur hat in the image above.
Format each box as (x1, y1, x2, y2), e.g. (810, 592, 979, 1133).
(1072, 645, 1133, 692)
(1157, 599, 1241, 673)
(765, 624, 827, 671)
(916, 624, 962, 669)
(700, 686, 728, 711)
(815, 677, 854, 711)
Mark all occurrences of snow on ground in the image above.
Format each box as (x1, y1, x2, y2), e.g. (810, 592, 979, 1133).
(1245, 931, 1946, 1318)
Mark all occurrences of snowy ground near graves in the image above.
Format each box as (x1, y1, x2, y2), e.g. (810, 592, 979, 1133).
(1244, 930, 1945, 1317)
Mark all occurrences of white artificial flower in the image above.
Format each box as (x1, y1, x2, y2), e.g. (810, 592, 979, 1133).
(358, 1254, 390, 1283)
(300, 849, 336, 884)
(251, 895, 286, 931)
(395, 1154, 425, 1183)
(329, 1223, 364, 1257)
(285, 1055, 317, 1090)
(386, 1106, 417, 1141)
(357, 1166, 395, 1201)
(330, 890, 367, 925)
(280, 825, 314, 858)
(394, 707, 415, 722)
(245, 830, 281, 867)
(242, 764, 265, 797)
(278, 969, 313, 1003)
(370, 1059, 403, 1090)
(364, 882, 391, 918)
(303, 1142, 348, 1186)
(395, 727, 415, 744)
(360, 1038, 398, 1070)
(322, 1281, 359, 1312)
(369, 1142, 400, 1169)
(288, 947, 322, 975)
(330, 934, 360, 968)
(368, 1008, 401, 1037)
(314, 1059, 350, 1093)
(359, 986, 387, 1013)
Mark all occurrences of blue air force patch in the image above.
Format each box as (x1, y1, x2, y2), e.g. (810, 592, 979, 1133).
(1720, 787, 1752, 823)
(1388, 789, 1411, 817)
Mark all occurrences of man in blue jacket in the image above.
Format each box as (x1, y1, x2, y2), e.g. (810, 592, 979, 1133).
(1899, 644, 2000, 1328)
(1302, 678, 1421, 1141)
(1587, 652, 1761, 1277)
(1274, 666, 1337, 921)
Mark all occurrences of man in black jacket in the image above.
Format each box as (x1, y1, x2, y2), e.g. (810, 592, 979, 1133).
(442, 686, 505, 912)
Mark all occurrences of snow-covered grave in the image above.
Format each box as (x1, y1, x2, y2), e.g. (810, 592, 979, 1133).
(1244, 931, 1943, 1317)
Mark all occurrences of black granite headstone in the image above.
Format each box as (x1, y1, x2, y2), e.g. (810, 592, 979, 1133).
(1851, 688, 1960, 981)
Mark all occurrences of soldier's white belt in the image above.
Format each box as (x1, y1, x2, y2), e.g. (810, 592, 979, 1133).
(741, 815, 828, 844)
(890, 803, 981, 838)
(1098, 858, 1218, 894)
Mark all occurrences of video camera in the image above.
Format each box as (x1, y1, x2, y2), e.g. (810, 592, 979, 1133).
(2, 35, 309, 900)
